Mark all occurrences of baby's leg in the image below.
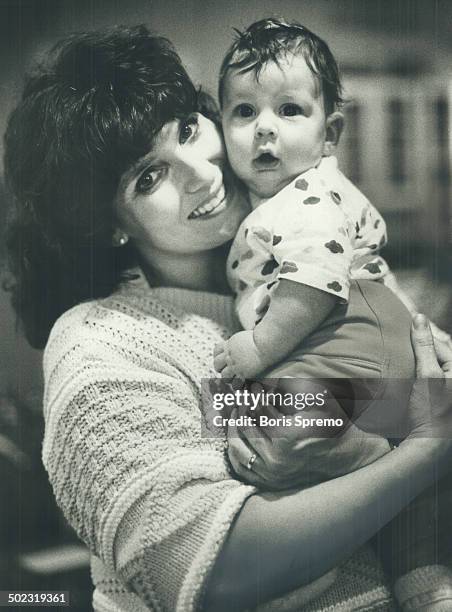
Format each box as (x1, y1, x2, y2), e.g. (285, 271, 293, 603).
(266, 279, 415, 439)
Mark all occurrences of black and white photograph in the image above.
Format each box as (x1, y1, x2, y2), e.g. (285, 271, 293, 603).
(1, 1, 452, 610)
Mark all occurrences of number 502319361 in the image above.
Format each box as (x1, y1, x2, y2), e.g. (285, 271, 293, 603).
(0, 592, 69, 606)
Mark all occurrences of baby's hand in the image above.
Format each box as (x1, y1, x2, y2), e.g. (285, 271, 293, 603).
(213, 330, 268, 380)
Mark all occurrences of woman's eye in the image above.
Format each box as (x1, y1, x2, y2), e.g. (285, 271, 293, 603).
(280, 104, 303, 117)
(235, 104, 255, 118)
(136, 167, 163, 194)
(179, 114, 199, 144)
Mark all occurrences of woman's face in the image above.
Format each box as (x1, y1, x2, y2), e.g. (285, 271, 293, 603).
(116, 113, 248, 258)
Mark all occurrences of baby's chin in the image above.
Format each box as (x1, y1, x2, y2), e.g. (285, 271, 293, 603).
(250, 187, 279, 200)
(247, 187, 277, 210)
(248, 176, 294, 202)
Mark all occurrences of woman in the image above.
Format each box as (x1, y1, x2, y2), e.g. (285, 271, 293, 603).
(4, 25, 452, 611)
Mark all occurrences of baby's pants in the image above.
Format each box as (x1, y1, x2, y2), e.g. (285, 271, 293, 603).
(266, 279, 415, 439)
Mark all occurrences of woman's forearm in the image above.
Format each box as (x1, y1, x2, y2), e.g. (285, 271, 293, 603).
(205, 437, 447, 611)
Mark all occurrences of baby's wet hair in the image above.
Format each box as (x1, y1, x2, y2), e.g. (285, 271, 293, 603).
(219, 17, 343, 115)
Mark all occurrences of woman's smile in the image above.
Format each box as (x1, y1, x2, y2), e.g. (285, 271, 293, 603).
(188, 183, 226, 219)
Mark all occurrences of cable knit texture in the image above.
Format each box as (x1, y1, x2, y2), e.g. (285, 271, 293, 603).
(42, 274, 394, 611)
(394, 565, 452, 611)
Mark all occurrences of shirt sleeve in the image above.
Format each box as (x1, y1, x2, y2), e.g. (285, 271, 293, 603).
(269, 171, 354, 301)
(42, 305, 254, 612)
(353, 201, 387, 254)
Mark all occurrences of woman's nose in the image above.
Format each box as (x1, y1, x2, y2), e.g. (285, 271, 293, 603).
(183, 157, 217, 194)
(255, 111, 278, 139)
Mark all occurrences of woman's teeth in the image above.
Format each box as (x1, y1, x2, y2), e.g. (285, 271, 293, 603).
(189, 187, 226, 219)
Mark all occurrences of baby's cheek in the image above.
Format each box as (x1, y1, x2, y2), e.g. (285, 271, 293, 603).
(229, 132, 247, 156)
(224, 122, 247, 146)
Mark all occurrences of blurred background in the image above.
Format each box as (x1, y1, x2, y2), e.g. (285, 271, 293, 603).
(0, 0, 451, 608)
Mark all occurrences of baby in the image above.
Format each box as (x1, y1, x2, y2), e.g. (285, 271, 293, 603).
(213, 18, 404, 381)
(214, 18, 452, 610)
(213, 18, 447, 382)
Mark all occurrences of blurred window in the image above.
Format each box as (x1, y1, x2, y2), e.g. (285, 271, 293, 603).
(344, 103, 362, 184)
(434, 96, 450, 185)
(387, 99, 407, 184)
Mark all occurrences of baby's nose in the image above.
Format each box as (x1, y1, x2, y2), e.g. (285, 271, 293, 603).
(255, 111, 278, 139)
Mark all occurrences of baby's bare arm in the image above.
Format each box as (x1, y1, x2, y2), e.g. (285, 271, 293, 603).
(253, 279, 337, 369)
(214, 280, 337, 379)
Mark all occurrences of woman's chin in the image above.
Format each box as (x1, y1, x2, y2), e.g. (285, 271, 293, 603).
(189, 191, 247, 245)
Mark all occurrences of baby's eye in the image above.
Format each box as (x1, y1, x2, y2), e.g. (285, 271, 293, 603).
(234, 104, 255, 118)
(280, 104, 303, 117)
(136, 167, 164, 194)
(179, 113, 199, 144)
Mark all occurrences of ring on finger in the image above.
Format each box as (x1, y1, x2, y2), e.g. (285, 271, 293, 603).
(246, 452, 257, 471)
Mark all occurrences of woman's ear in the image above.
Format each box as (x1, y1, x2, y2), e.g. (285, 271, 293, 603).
(323, 111, 344, 156)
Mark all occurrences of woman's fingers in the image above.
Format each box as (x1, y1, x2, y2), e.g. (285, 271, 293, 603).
(411, 314, 444, 378)
(228, 407, 281, 487)
(433, 338, 452, 375)
(408, 315, 452, 438)
(429, 320, 452, 345)
(412, 316, 452, 378)
(228, 410, 262, 468)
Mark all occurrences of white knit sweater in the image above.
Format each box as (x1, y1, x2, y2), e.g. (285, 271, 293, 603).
(42, 276, 393, 611)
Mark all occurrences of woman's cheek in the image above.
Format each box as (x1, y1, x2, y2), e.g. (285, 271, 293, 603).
(140, 188, 175, 233)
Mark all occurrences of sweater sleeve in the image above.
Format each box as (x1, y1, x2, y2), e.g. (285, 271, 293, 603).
(42, 302, 254, 612)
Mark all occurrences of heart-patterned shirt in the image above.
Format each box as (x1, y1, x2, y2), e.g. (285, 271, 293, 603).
(227, 156, 389, 329)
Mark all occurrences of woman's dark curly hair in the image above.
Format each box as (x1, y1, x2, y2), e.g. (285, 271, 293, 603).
(4, 25, 211, 349)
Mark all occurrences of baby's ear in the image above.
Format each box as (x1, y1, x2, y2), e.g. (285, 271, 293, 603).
(323, 112, 344, 156)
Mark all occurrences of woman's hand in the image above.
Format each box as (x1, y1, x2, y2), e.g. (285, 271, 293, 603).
(429, 319, 452, 354)
(227, 380, 391, 490)
(406, 314, 452, 440)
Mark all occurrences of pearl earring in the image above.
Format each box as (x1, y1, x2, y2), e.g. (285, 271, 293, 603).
(113, 230, 129, 247)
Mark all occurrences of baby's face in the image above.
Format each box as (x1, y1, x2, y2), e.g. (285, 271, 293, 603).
(222, 53, 328, 200)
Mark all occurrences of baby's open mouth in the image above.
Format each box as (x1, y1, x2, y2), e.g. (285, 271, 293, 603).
(253, 152, 280, 170)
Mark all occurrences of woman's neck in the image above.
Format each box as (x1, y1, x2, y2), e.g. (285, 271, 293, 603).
(140, 247, 230, 294)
